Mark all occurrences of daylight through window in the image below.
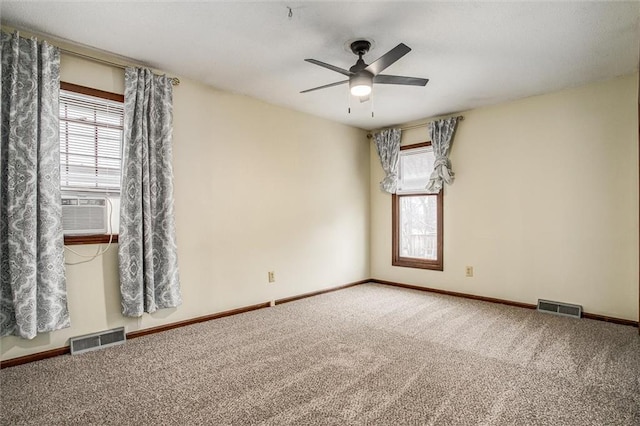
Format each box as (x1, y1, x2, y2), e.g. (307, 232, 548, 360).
(58, 83, 124, 242)
(59, 84, 123, 192)
(392, 143, 443, 270)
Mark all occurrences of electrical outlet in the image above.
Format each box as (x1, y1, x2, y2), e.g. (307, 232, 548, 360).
(268, 271, 275, 283)
(465, 266, 474, 277)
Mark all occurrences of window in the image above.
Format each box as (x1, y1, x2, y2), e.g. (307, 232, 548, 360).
(59, 82, 124, 243)
(392, 142, 443, 270)
(59, 82, 123, 192)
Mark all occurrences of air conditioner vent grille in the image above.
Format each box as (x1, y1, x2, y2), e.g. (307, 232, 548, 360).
(62, 196, 107, 235)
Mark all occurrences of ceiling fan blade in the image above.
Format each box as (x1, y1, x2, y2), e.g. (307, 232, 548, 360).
(300, 80, 348, 93)
(364, 43, 411, 76)
(305, 59, 353, 76)
(374, 75, 429, 86)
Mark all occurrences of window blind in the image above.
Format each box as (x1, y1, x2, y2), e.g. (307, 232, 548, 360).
(59, 89, 123, 192)
(397, 146, 435, 194)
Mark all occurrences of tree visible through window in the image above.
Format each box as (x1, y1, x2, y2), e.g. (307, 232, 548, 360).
(392, 143, 443, 270)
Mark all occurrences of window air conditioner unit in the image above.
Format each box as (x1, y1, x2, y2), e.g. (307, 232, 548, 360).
(61, 196, 107, 235)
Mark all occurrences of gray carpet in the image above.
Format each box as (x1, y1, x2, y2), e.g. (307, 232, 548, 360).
(1, 283, 639, 425)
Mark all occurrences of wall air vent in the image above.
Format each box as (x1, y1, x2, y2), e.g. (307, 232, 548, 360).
(70, 327, 126, 355)
(537, 299, 582, 319)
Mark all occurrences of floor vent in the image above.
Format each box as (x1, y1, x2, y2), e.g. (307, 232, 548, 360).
(70, 327, 126, 355)
(537, 299, 582, 319)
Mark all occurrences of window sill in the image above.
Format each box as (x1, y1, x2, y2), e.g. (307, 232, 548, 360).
(64, 234, 118, 245)
(392, 257, 443, 271)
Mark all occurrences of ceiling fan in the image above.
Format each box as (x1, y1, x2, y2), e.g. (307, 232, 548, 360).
(301, 40, 429, 101)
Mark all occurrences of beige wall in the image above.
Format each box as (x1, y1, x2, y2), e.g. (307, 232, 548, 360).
(371, 74, 639, 321)
(1, 48, 371, 361)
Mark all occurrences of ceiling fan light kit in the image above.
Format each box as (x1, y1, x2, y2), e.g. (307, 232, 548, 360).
(301, 39, 429, 111)
(349, 73, 373, 96)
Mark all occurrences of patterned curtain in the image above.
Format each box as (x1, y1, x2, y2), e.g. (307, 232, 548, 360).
(119, 67, 181, 317)
(0, 32, 70, 339)
(373, 128, 402, 193)
(425, 117, 459, 193)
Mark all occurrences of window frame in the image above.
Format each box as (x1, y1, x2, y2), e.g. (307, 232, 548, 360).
(60, 82, 123, 246)
(392, 142, 444, 271)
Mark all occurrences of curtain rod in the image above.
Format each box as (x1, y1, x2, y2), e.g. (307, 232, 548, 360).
(59, 48, 180, 86)
(366, 115, 464, 139)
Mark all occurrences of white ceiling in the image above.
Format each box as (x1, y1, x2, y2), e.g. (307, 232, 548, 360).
(2, 1, 639, 131)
